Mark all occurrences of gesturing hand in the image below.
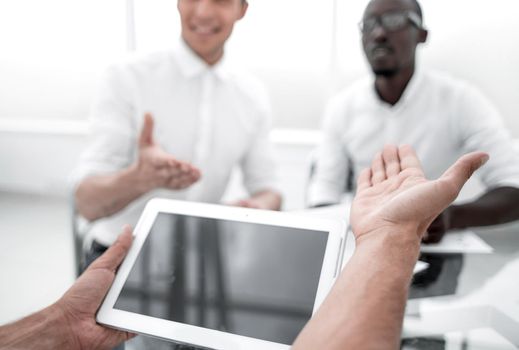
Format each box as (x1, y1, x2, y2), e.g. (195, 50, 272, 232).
(350, 145, 488, 244)
(135, 113, 201, 192)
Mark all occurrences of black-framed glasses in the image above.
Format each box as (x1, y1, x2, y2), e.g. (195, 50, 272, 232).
(358, 11, 423, 34)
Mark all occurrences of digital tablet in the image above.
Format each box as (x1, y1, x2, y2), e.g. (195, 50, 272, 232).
(97, 198, 349, 350)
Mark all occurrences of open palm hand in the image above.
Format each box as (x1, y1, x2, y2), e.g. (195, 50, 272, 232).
(351, 145, 488, 243)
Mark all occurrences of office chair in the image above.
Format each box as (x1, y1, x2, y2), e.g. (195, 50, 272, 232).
(70, 192, 92, 277)
(305, 149, 354, 207)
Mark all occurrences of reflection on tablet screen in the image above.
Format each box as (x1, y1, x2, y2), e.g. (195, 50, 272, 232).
(114, 213, 329, 345)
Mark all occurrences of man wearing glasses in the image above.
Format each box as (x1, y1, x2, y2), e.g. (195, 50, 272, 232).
(308, 0, 519, 243)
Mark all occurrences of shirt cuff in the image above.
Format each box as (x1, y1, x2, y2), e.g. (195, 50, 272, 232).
(246, 178, 282, 197)
(307, 181, 342, 207)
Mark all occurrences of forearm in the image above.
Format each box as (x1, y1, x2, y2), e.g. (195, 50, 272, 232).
(448, 186, 519, 229)
(0, 305, 73, 350)
(293, 231, 420, 350)
(250, 190, 282, 210)
(75, 164, 147, 221)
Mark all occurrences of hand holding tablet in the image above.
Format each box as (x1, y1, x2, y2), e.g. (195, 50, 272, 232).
(97, 199, 350, 349)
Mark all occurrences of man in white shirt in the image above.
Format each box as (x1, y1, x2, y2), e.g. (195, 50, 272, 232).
(308, 0, 519, 243)
(74, 0, 282, 263)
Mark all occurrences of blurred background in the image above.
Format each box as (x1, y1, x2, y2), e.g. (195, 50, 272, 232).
(1, 0, 518, 327)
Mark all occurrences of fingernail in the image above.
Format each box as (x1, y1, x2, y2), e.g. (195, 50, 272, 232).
(480, 155, 489, 166)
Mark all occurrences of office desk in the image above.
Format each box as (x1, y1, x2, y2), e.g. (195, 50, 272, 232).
(298, 204, 519, 349)
(403, 223, 519, 349)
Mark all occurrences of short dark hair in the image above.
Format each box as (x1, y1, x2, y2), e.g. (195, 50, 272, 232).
(367, 0, 423, 19)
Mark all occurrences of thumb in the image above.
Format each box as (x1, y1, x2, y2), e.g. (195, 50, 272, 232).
(139, 113, 155, 147)
(89, 226, 133, 272)
(101, 328, 136, 349)
(437, 152, 489, 201)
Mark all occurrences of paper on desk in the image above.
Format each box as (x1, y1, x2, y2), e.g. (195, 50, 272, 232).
(420, 230, 493, 254)
(414, 261, 429, 274)
(298, 207, 493, 254)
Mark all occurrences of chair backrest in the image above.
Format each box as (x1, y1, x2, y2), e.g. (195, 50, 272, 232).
(70, 192, 91, 276)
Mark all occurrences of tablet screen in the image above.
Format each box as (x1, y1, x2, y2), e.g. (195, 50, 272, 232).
(114, 212, 329, 345)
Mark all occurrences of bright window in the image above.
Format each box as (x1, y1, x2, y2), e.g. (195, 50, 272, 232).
(0, 0, 127, 121)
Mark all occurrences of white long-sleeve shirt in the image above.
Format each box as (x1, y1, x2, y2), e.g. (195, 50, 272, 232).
(73, 39, 279, 245)
(308, 70, 519, 206)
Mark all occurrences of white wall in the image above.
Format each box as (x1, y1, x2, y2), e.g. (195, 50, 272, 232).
(0, 0, 127, 121)
(421, 0, 519, 135)
(0, 123, 86, 196)
(1, 0, 517, 130)
(0, 125, 317, 210)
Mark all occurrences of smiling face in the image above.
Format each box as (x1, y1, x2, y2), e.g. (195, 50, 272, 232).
(361, 0, 427, 77)
(177, 0, 248, 65)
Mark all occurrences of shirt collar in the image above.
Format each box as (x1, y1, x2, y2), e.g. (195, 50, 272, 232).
(369, 68, 424, 110)
(173, 38, 230, 81)
(398, 68, 423, 106)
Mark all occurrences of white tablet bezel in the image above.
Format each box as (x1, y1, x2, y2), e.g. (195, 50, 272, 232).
(97, 198, 349, 350)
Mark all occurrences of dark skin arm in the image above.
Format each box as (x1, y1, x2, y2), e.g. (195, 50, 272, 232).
(423, 186, 519, 243)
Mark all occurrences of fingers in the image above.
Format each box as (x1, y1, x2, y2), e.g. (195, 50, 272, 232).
(166, 159, 184, 176)
(97, 328, 137, 350)
(150, 154, 173, 169)
(89, 226, 133, 272)
(439, 152, 489, 191)
(146, 150, 201, 188)
(357, 168, 372, 192)
(229, 199, 262, 209)
(165, 162, 200, 189)
(191, 167, 201, 181)
(399, 144, 424, 173)
(168, 171, 200, 189)
(371, 152, 386, 184)
(139, 113, 155, 148)
(150, 150, 185, 172)
(382, 145, 401, 177)
(359, 144, 421, 190)
(236, 199, 252, 208)
(117, 331, 137, 344)
(168, 175, 197, 189)
(166, 159, 200, 179)
(105, 329, 137, 349)
(370, 145, 402, 184)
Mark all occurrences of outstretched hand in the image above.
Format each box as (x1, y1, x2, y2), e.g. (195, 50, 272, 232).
(54, 227, 135, 350)
(136, 113, 201, 192)
(350, 145, 488, 244)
